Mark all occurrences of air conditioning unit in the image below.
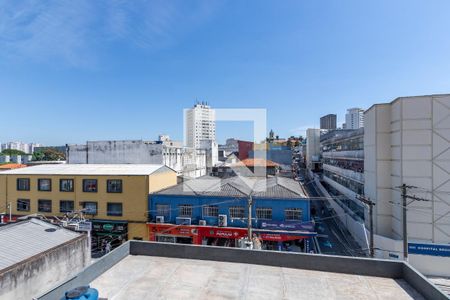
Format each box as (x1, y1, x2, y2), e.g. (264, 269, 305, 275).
(199, 220, 207, 226)
(218, 214, 227, 227)
(176, 217, 191, 225)
(156, 216, 165, 223)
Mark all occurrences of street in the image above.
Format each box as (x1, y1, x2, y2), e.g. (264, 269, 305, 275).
(303, 177, 365, 257)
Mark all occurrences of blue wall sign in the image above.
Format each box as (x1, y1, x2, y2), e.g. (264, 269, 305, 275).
(408, 243, 450, 257)
(260, 221, 314, 232)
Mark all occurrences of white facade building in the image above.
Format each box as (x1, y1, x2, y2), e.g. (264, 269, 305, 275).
(66, 140, 206, 179)
(345, 108, 364, 129)
(1, 142, 42, 154)
(364, 94, 450, 276)
(185, 103, 216, 149)
(306, 129, 321, 170)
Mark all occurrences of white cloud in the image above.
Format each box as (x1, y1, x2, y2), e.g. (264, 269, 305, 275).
(0, 0, 222, 67)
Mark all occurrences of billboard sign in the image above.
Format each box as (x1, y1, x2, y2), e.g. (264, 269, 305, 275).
(408, 243, 450, 257)
(260, 221, 314, 232)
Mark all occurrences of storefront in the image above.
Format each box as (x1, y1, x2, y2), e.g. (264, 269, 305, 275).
(148, 223, 201, 244)
(198, 226, 248, 247)
(91, 220, 128, 254)
(148, 223, 316, 252)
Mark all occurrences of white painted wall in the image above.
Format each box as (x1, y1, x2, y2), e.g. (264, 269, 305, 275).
(365, 94, 450, 276)
(306, 129, 321, 169)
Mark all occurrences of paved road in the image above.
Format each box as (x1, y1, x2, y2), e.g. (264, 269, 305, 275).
(304, 178, 365, 257)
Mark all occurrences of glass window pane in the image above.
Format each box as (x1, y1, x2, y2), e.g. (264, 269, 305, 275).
(38, 179, 51, 191)
(17, 199, 30, 211)
(107, 180, 122, 193)
(38, 199, 52, 212)
(107, 202, 123, 216)
(83, 179, 97, 192)
(60, 200, 74, 213)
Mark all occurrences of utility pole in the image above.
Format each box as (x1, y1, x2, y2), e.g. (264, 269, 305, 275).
(356, 195, 375, 258)
(247, 195, 253, 247)
(397, 184, 430, 262)
(7, 202, 11, 222)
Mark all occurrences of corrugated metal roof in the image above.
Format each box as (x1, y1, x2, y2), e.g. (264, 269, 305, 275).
(0, 219, 82, 271)
(155, 176, 308, 199)
(0, 164, 171, 176)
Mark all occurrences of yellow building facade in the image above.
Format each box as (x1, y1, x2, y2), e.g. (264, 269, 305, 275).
(0, 164, 177, 245)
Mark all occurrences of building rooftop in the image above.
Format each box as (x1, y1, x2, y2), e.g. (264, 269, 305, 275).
(0, 163, 172, 176)
(91, 255, 422, 299)
(231, 158, 280, 167)
(155, 175, 308, 198)
(0, 163, 27, 170)
(37, 241, 448, 300)
(0, 218, 82, 271)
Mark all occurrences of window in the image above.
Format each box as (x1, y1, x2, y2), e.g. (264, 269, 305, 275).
(17, 178, 30, 191)
(107, 179, 122, 193)
(38, 199, 52, 213)
(256, 207, 272, 220)
(202, 205, 218, 217)
(38, 179, 51, 191)
(17, 199, 30, 211)
(107, 202, 123, 216)
(178, 204, 192, 218)
(83, 202, 97, 214)
(60, 200, 74, 213)
(156, 204, 170, 217)
(229, 206, 245, 219)
(285, 208, 302, 221)
(83, 179, 97, 192)
(60, 179, 74, 192)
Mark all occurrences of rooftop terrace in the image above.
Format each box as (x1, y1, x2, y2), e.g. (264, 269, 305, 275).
(39, 241, 449, 300)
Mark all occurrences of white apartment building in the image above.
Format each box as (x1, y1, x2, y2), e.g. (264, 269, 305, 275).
(1, 142, 42, 154)
(365, 94, 450, 276)
(185, 103, 216, 149)
(306, 129, 321, 171)
(345, 108, 364, 129)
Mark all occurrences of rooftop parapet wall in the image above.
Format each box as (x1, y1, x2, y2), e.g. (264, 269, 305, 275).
(38, 241, 449, 300)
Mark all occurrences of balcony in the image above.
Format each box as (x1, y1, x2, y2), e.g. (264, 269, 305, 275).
(322, 150, 364, 160)
(322, 163, 364, 183)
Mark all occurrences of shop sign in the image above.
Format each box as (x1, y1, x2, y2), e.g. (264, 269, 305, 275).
(77, 221, 92, 232)
(103, 224, 114, 231)
(408, 243, 450, 257)
(198, 227, 247, 239)
(92, 222, 128, 233)
(259, 233, 304, 242)
(260, 221, 314, 232)
(149, 224, 198, 237)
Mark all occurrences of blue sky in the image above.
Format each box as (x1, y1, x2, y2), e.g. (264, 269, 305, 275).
(1, 0, 450, 145)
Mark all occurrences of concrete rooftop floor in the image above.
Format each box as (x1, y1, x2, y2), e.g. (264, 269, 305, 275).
(91, 255, 425, 300)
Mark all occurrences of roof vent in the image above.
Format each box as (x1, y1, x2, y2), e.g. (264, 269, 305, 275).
(45, 228, 57, 232)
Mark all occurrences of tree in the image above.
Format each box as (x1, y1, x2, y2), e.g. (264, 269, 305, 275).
(32, 148, 65, 161)
(1, 149, 27, 156)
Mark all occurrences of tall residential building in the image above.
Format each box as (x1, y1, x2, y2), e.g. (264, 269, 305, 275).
(185, 103, 216, 149)
(320, 114, 337, 130)
(345, 107, 365, 129)
(365, 94, 450, 276)
(1, 142, 42, 154)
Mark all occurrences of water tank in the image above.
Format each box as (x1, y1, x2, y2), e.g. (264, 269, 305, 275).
(61, 286, 99, 300)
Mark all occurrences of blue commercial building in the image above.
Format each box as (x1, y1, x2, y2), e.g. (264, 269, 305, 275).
(148, 176, 315, 251)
